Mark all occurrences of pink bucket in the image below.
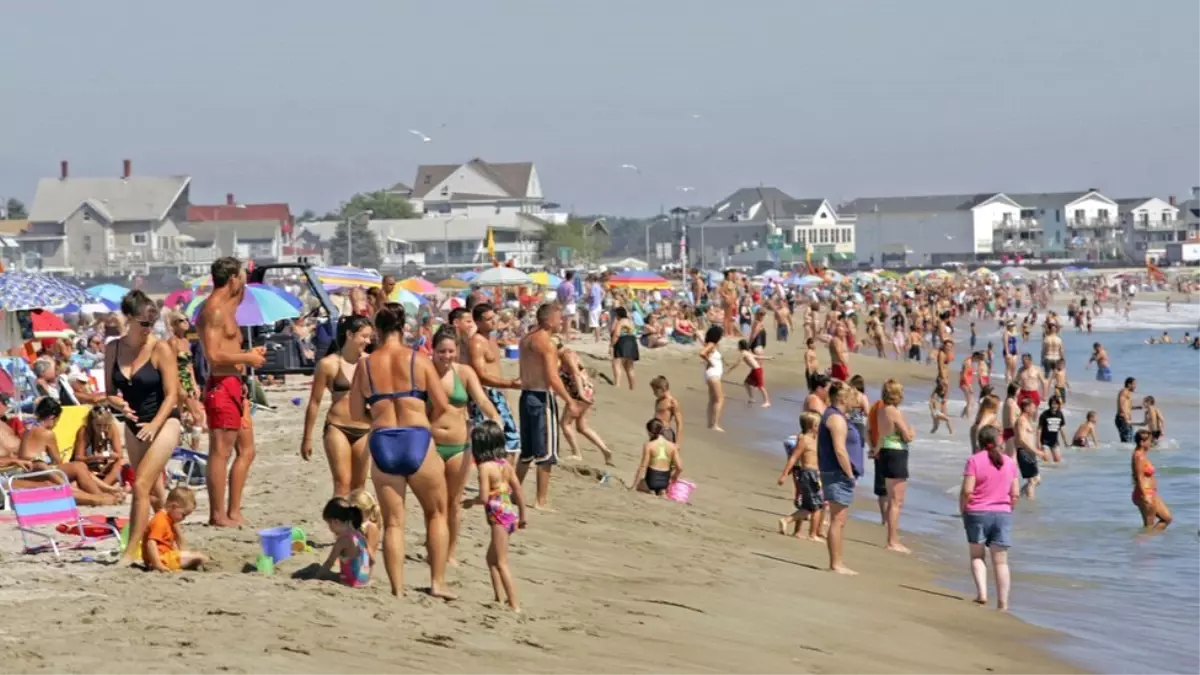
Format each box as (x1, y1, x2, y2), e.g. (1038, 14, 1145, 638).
(665, 479, 695, 504)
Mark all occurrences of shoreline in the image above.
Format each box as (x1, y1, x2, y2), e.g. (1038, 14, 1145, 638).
(0, 335, 1086, 673)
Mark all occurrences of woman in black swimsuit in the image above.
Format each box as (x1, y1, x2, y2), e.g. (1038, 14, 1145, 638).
(106, 290, 181, 567)
(349, 303, 454, 599)
(300, 315, 373, 497)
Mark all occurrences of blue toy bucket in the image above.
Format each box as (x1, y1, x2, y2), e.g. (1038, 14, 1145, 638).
(258, 526, 293, 562)
(504, 345, 519, 359)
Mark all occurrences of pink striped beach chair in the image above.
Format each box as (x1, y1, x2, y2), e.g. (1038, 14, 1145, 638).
(0, 470, 121, 558)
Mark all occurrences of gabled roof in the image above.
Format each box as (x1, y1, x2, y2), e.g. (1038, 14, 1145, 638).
(706, 187, 795, 223)
(839, 193, 1001, 215)
(1115, 197, 1177, 212)
(781, 198, 826, 218)
(1006, 190, 1112, 211)
(387, 181, 412, 194)
(29, 175, 190, 223)
(187, 203, 292, 225)
(410, 158, 535, 200)
(1178, 199, 1200, 221)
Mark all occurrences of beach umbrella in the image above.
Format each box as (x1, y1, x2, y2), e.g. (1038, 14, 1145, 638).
(528, 271, 564, 287)
(850, 271, 877, 281)
(790, 275, 823, 287)
(440, 296, 464, 311)
(971, 267, 996, 277)
(312, 266, 382, 290)
(163, 288, 194, 310)
(877, 270, 901, 279)
(187, 275, 212, 291)
(437, 278, 470, 290)
(608, 270, 671, 291)
(472, 267, 533, 287)
(30, 309, 74, 339)
(85, 283, 130, 305)
(453, 270, 479, 282)
(185, 284, 303, 326)
(0, 271, 92, 311)
(398, 277, 437, 295)
(759, 269, 782, 280)
(823, 270, 844, 282)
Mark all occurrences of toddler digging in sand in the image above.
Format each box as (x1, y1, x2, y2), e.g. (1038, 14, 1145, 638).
(317, 497, 371, 587)
(143, 487, 207, 572)
(463, 421, 528, 611)
(777, 411, 825, 541)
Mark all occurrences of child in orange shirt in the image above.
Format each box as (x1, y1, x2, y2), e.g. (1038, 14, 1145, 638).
(143, 487, 207, 572)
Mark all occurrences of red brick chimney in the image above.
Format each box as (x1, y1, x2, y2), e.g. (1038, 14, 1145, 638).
(60, 160, 69, 180)
(226, 193, 235, 206)
(122, 159, 131, 179)
(1168, 195, 1177, 206)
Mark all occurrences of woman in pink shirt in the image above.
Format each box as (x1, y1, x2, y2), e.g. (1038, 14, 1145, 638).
(959, 426, 1020, 610)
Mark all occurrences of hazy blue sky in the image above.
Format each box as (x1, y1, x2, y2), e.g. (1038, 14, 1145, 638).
(1, 0, 1197, 215)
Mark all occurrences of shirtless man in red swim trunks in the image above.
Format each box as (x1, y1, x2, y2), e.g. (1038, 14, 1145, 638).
(827, 322, 850, 382)
(198, 257, 266, 527)
(1001, 382, 1020, 457)
(1015, 353, 1047, 412)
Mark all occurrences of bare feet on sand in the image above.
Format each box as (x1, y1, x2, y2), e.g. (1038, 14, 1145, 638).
(807, 535, 827, 543)
(710, 426, 725, 432)
(429, 586, 458, 601)
(972, 596, 988, 606)
(829, 565, 858, 576)
(777, 518, 790, 535)
(886, 543, 912, 554)
(761, 402, 771, 408)
(532, 503, 557, 512)
(208, 516, 239, 528)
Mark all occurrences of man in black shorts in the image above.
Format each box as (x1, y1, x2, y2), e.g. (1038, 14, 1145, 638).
(515, 303, 579, 509)
(1037, 396, 1067, 463)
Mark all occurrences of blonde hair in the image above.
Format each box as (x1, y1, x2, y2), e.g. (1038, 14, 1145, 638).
(881, 379, 905, 406)
(347, 489, 381, 530)
(165, 486, 196, 510)
(799, 411, 821, 434)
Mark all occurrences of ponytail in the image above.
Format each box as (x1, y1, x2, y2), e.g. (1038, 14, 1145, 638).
(976, 426, 1003, 469)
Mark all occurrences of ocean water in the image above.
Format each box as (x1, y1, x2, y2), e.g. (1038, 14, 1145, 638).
(763, 300, 1200, 674)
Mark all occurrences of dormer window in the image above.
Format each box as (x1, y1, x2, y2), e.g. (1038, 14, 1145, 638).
(424, 174, 431, 185)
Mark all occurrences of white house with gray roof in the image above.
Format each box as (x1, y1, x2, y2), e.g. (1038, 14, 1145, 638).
(408, 158, 548, 225)
(840, 189, 1125, 264)
(21, 160, 198, 275)
(1118, 196, 1182, 263)
(687, 187, 856, 268)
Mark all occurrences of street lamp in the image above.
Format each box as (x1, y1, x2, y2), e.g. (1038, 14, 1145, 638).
(345, 209, 373, 266)
(670, 206, 688, 269)
(646, 214, 670, 267)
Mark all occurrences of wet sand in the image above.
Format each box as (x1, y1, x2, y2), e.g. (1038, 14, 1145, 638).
(0, 337, 1084, 673)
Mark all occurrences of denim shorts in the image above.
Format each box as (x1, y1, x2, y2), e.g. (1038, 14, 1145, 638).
(820, 471, 857, 506)
(963, 511, 1013, 548)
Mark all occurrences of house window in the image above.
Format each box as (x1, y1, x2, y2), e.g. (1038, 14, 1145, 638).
(423, 174, 431, 184)
(1073, 209, 1085, 223)
(1097, 208, 1109, 222)
(797, 230, 806, 244)
(83, 211, 91, 222)
(1140, 213, 1149, 225)
(132, 233, 148, 246)
(1162, 212, 1172, 223)
(83, 235, 92, 252)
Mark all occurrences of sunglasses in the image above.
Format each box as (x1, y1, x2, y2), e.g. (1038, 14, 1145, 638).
(137, 319, 155, 328)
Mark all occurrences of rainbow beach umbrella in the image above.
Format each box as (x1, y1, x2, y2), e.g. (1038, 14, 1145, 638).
(528, 271, 563, 287)
(185, 284, 303, 326)
(608, 270, 671, 291)
(398, 277, 437, 295)
(313, 266, 382, 290)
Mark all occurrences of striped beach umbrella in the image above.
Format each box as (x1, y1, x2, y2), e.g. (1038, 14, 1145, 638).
(608, 270, 671, 291)
(398, 277, 437, 295)
(528, 271, 563, 287)
(314, 266, 382, 290)
(185, 284, 303, 326)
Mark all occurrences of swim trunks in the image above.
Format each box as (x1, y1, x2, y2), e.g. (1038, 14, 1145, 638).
(469, 387, 519, 453)
(1016, 448, 1039, 480)
(518, 390, 559, 466)
(203, 375, 246, 431)
(744, 367, 765, 389)
(830, 363, 850, 382)
(793, 467, 824, 512)
(1018, 389, 1041, 409)
(1002, 427, 1015, 443)
(1114, 414, 1134, 444)
(1096, 366, 1112, 382)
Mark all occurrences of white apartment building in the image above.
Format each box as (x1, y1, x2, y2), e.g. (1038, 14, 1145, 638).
(1118, 197, 1180, 262)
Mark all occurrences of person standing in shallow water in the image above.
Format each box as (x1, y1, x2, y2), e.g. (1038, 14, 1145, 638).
(1130, 429, 1171, 530)
(959, 426, 1019, 611)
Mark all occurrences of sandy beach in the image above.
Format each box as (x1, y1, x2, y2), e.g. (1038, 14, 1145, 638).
(0, 336, 1085, 674)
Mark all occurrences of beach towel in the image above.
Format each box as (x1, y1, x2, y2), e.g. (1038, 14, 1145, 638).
(52, 405, 91, 462)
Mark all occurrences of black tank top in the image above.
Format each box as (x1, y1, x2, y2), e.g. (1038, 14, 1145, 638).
(113, 341, 167, 423)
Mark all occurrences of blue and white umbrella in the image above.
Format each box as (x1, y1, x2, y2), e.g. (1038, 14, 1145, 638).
(55, 299, 119, 315)
(86, 283, 131, 306)
(0, 272, 92, 311)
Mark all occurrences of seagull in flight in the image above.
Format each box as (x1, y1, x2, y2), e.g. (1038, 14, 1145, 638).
(677, 186, 695, 193)
(408, 129, 432, 143)
(690, 113, 702, 119)
(620, 164, 641, 174)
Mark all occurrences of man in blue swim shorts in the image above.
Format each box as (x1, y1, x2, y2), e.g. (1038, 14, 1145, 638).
(464, 303, 522, 453)
(515, 303, 579, 509)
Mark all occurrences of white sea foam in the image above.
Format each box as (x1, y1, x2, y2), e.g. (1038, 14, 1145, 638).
(1087, 301, 1200, 333)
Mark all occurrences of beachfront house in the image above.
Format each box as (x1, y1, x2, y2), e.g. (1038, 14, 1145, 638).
(839, 193, 1019, 266)
(177, 219, 283, 271)
(1117, 197, 1180, 263)
(1179, 187, 1200, 242)
(21, 160, 199, 275)
(1006, 190, 1122, 261)
(296, 214, 548, 275)
(408, 158, 548, 223)
(688, 188, 857, 269)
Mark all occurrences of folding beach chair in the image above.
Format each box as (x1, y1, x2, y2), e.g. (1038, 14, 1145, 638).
(0, 470, 121, 558)
(166, 447, 207, 488)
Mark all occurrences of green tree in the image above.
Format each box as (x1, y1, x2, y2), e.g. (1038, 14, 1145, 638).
(329, 214, 383, 269)
(337, 190, 417, 220)
(540, 218, 610, 264)
(298, 208, 317, 222)
(5, 198, 27, 219)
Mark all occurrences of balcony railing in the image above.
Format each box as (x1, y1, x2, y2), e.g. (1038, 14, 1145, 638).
(1128, 219, 1178, 230)
(106, 248, 217, 265)
(1068, 218, 1119, 229)
(993, 219, 1041, 231)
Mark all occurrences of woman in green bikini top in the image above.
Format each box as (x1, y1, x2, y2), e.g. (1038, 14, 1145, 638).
(430, 327, 501, 564)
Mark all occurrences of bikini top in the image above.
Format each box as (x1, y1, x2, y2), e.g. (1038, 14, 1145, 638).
(112, 341, 166, 422)
(651, 439, 670, 463)
(363, 351, 428, 407)
(331, 359, 353, 394)
(447, 367, 468, 408)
